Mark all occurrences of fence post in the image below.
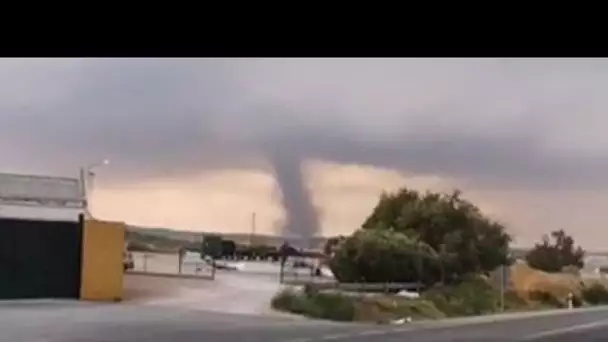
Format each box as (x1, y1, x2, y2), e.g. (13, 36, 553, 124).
(415, 252, 423, 293)
(499, 264, 505, 312)
(178, 247, 185, 274)
(143, 253, 148, 272)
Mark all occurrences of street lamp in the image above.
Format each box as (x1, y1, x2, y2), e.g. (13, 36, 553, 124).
(80, 159, 110, 218)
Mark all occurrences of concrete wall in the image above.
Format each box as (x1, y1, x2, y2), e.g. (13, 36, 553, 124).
(80, 219, 125, 301)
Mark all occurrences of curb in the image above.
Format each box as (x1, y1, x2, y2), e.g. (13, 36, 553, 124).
(410, 305, 608, 328)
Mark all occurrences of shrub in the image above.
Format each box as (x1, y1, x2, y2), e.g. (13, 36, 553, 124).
(356, 296, 446, 323)
(526, 289, 583, 308)
(525, 230, 585, 273)
(422, 277, 499, 317)
(271, 289, 356, 321)
(361, 188, 512, 283)
(272, 288, 449, 323)
(329, 229, 439, 284)
(502, 289, 529, 311)
(582, 283, 608, 305)
(392, 298, 445, 319)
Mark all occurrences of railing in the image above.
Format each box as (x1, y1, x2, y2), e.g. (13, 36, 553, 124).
(282, 279, 422, 292)
(127, 252, 214, 279)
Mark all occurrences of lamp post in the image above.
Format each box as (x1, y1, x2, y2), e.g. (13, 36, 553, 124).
(81, 159, 109, 219)
(499, 251, 513, 312)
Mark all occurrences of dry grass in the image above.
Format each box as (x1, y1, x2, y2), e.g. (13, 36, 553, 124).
(508, 260, 608, 305)
(354, 296, 446, 322)
(272, 289, 446, 323)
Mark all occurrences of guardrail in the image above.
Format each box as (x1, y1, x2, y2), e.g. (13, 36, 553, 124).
(283, 280, 422, 292)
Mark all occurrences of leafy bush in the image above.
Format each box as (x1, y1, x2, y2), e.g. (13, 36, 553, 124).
(272, 278, 545, 322)
(356, 296, 446, 323)
(272, 288, 448, 323)
(359, 188, 511, 285)
(422, 277, 499, 317)
(502, 289, 529, 311)
(527, 289, 582, 308)
(330, 229, 439, 284)
(525, 230, 585, 273)
(271, 289, 356, 321)
(391, 298, 446, 319)
(528, 290, 563, 308)
(582, 283, 608, 305)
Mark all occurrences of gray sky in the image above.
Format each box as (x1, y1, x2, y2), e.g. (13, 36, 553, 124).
(1, 58, 607, 247)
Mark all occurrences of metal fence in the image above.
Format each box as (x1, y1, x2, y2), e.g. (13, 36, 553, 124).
(299, 281, 422, 293)
(276, 255, 423, 294)
(128, 252, 214, 279)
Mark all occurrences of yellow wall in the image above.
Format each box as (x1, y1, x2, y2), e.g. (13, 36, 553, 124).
(80, 219, 125, 301)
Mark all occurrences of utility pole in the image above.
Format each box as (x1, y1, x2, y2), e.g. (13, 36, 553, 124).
(499, 264, 505, 312)
(500, 252, 512, 312)
(250, 212, 256, 246)
(80, 159, 110, 219)
(439, 244, 446, 284)
(79, 167, 89, 218)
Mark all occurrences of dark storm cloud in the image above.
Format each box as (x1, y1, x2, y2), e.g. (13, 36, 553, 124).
(2, 58, 608, 237)
(0, 58, 247, 178)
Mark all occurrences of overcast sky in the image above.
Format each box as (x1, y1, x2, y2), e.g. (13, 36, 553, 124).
(1, 58, 607, 248)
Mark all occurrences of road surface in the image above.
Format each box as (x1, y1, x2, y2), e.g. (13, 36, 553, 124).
(123, 272, 285, 315)
(2, 300, 608, 342)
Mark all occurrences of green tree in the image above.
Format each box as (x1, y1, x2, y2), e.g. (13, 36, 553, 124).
(330, 228, 440, 284)
(525, 229, 585, 273)
(323, 236, 344, 256)
(357, 188, 512, 283)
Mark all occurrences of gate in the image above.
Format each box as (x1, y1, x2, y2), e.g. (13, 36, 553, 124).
(0, 217, 83, 299)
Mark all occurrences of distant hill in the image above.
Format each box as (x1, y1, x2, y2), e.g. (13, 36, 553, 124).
(510, 247, 530, 259)
(125, 226, 548, 256)
(125, 225, 330, 251)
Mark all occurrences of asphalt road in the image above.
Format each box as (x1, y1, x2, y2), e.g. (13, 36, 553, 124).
(2, 300, 608, 342)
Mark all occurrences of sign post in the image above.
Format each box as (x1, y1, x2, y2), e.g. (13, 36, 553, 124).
(489, 263, 510, 312)
(500, 264, 505, 312)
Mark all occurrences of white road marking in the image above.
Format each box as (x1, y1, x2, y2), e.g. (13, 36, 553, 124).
(280, 327, 413, 342)
(391, 326, 417, 333)
(319, 333, 355, 340)
(356, 329, 389, 336)
(519, 319, 608, 340)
